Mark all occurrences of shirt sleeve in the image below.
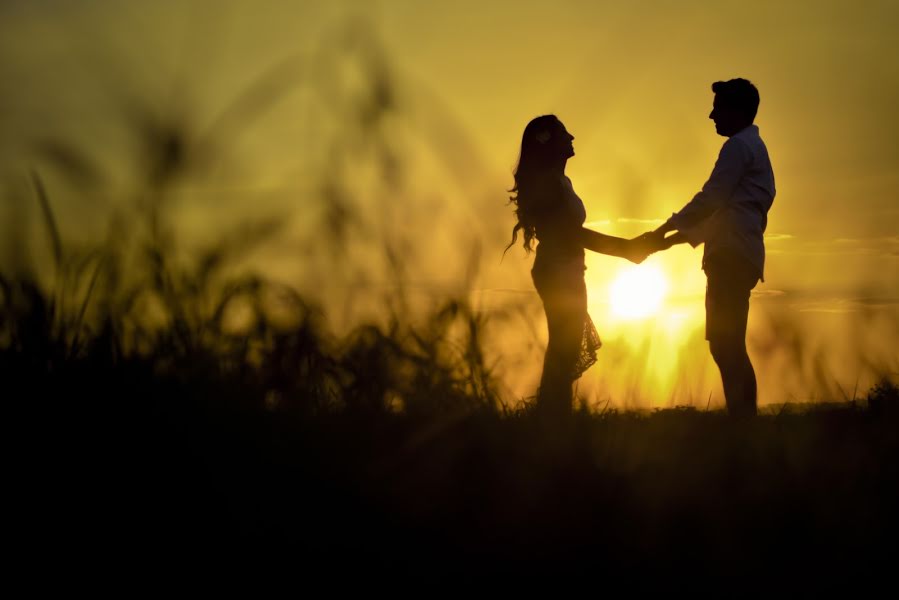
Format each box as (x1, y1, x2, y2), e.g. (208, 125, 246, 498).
(675, 218, 710, 248)
(665, 137, 751, 240)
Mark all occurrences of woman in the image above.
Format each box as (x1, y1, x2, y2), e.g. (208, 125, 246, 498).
(506, 115, 645, 416)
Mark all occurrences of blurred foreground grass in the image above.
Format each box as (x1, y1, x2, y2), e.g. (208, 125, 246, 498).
(3, 21, 898, 584)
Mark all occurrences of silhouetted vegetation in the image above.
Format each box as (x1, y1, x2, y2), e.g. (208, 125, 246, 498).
(5, 175, 898, 584)
(4, 18, 897, 587)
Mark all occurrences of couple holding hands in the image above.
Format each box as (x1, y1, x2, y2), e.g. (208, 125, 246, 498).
(507, 78, 776, 418)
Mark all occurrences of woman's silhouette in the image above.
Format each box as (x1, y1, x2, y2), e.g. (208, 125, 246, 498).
(507, 115, 645, 416)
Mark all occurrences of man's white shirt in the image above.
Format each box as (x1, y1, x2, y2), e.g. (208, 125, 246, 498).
(665, 124, 776, 280)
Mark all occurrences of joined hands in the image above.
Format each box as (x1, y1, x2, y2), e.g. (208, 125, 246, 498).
(623, 230, 676, 264)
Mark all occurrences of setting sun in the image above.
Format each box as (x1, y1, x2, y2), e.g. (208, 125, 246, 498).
(610, 264, 669, 319)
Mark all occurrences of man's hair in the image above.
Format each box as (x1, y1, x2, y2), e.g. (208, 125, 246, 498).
(712, 78, 760, 122)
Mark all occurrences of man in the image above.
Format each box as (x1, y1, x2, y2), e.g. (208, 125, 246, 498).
(646, 78, 775, 417)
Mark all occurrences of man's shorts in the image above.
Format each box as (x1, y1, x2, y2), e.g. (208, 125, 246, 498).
(703, 253, 760, 342)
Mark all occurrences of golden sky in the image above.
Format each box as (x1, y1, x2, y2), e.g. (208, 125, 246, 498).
(1, 0, 896, 406)
(377, 0, 899, 288)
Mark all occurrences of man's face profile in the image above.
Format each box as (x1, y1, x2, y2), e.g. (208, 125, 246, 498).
(709, 95, 747, 137)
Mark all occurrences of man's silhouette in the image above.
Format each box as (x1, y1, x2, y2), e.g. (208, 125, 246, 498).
(647, 78, 775, 417)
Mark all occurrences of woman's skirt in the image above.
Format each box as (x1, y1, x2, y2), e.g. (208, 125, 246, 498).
(531, 261, 601, 380)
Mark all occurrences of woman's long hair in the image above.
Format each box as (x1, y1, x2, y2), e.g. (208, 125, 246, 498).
(506, 114, 564, 254)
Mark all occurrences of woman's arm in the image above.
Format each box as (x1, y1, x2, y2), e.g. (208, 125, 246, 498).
(582, 228, 687, 262)
(580, 227, 642, 262)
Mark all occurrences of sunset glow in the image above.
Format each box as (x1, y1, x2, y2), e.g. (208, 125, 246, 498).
(609, 264, 669, 320)
(0, 0, 895, 409)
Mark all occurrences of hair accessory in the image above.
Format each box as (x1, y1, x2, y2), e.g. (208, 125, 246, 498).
(536, 130, 551, 144)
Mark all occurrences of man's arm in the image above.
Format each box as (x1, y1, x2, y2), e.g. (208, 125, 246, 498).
(656, 137, 750, 239)
(659, 231, 689, 250)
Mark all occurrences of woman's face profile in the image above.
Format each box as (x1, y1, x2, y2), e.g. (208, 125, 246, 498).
(546, 120, 575, 160)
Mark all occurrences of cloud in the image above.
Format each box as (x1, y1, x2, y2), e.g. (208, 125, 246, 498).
(834, 236, 899, 245)
(827, 236, 899, 257)
(765, 236, 899, 258)
(616, 218, 664, 225)
(751, 289, 786, 297)
(795, 296, 899, 313)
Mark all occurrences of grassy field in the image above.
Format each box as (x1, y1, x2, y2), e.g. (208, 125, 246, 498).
(5, 251, 898, 586)
(3, 43, 897, 586)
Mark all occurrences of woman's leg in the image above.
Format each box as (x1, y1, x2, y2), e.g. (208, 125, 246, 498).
(536, 273, 587, 417)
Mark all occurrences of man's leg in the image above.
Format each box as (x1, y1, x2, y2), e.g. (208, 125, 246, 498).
(705, 256, 759, 417)
(710, 336, 757, 417)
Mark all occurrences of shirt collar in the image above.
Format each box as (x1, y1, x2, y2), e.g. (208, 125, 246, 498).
(733, 124, 759, 138)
